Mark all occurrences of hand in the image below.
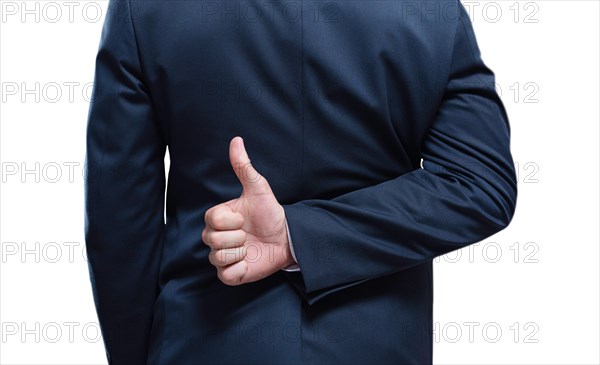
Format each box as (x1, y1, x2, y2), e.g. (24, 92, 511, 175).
(202, 136, 296, 285)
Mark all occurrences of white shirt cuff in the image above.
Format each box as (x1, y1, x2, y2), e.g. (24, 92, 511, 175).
(282, 217, 300, 272)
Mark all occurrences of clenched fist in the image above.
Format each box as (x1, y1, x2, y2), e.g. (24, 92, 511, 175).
(202, 136, 296, 285)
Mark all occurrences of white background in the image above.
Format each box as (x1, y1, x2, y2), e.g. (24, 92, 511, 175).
(1, 0, 598, 364)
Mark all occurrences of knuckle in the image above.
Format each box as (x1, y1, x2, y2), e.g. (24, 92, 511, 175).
(210, 214, 221, 228)
(212, 211, 228, 228)
(206, 231, 217, 245)
(211, 250, 227, 266)
(218, 270, 240, 286)
(204, 207, 214, 225)
(208, 251, 218, 266)
(206, 207, 222, 227)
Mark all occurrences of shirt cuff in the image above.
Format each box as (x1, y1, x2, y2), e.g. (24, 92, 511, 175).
(281, 217, 300, 272)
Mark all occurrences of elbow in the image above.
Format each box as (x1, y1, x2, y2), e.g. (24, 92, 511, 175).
(498, 161, 519, 228)
(451, 166, 518, 239)
(481, 172, 518, 233)
(497, 183, 518, 229)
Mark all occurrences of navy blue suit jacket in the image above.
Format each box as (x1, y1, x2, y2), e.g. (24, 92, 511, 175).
(85, 0, 518, 363)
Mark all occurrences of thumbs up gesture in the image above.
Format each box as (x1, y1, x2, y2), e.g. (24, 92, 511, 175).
(202, 136, 296, 285)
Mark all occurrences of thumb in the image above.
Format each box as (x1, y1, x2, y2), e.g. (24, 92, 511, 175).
(229, 136, 269, 194)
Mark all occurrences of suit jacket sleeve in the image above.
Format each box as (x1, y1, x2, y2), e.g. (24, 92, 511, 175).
(84, 0, 166, 363)
(283, 3, 518, 305)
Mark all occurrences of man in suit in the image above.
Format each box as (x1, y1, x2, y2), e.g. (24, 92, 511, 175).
(84, 0, 518, 363)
